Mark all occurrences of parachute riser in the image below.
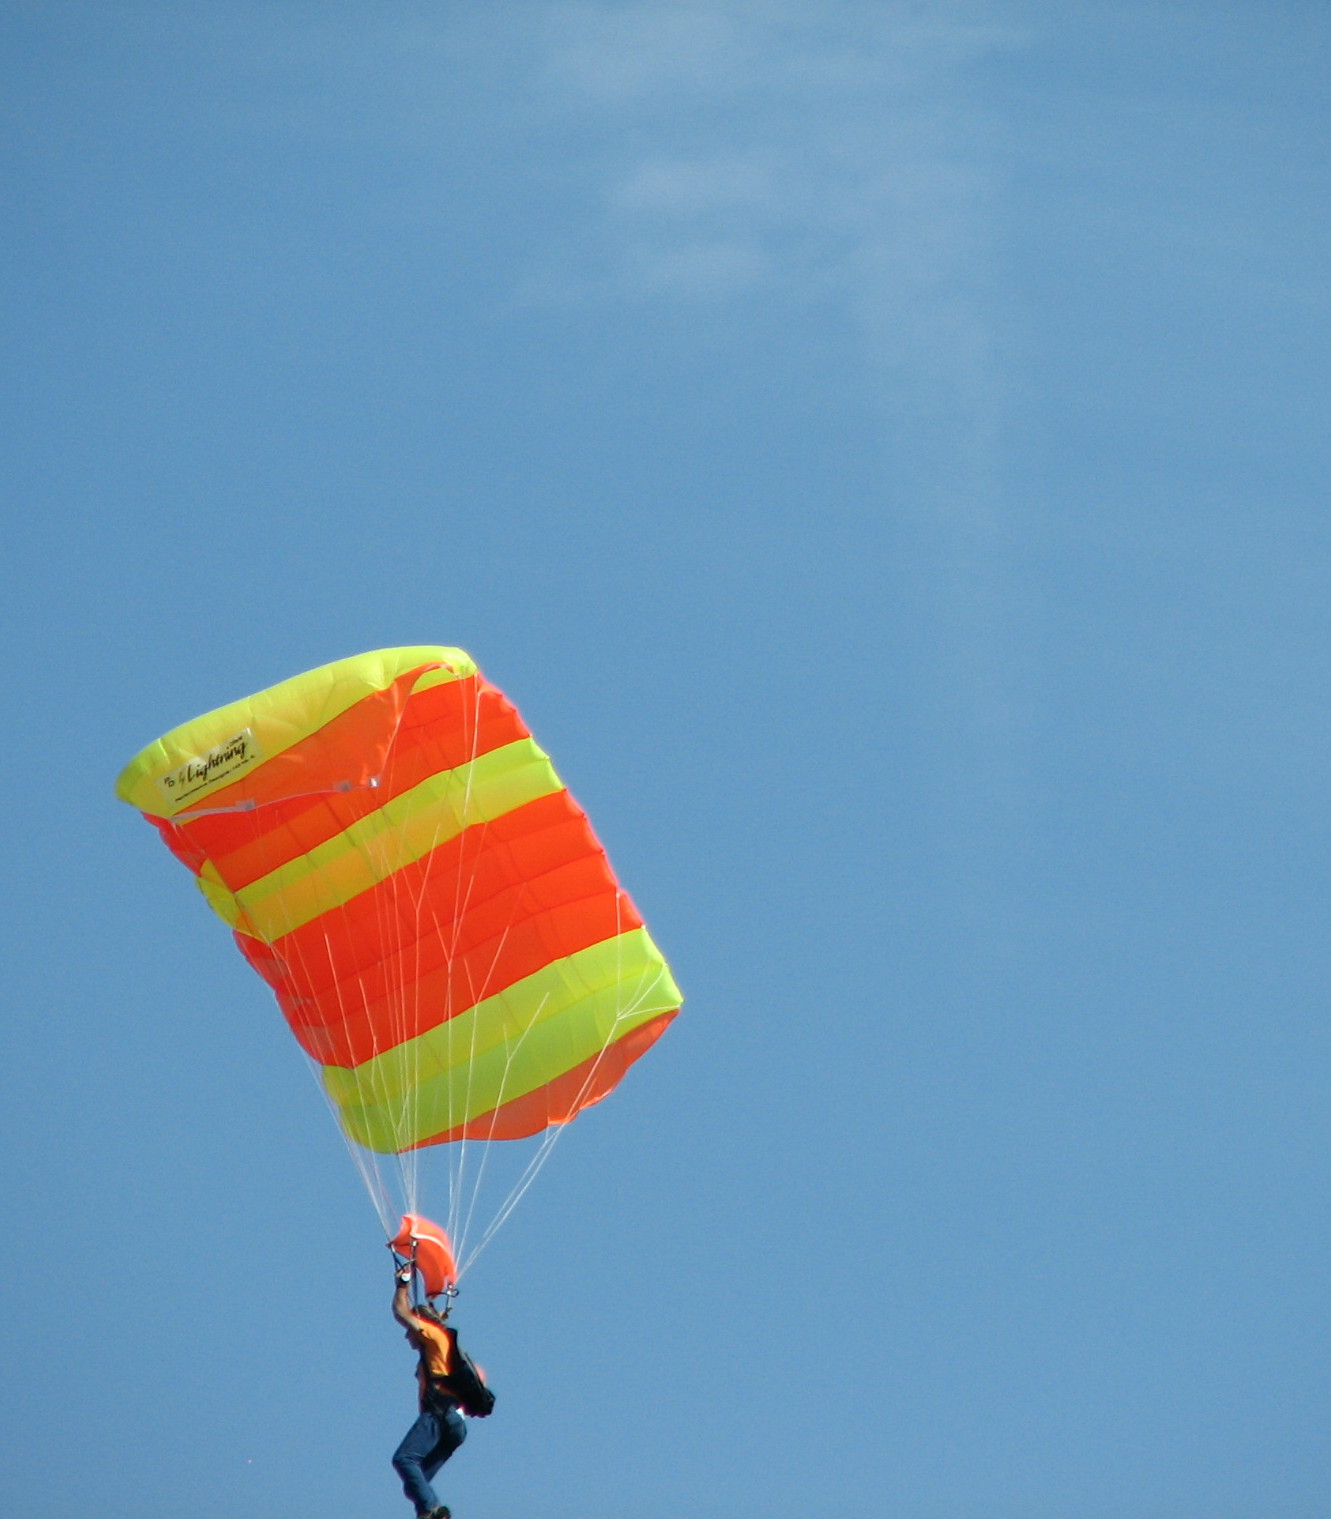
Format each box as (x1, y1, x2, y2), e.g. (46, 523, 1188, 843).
(389, 1228, 459, 1317)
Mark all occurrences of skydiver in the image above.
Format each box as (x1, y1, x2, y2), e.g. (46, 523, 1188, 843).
(390, 1265, 469, 1519)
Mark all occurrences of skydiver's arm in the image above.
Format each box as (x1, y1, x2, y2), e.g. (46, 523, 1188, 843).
(393, 1271, 423, 1330)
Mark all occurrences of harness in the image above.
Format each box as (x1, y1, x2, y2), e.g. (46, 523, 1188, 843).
(422, 1354, 461, 1409)
(416, 1322, 495, 1418)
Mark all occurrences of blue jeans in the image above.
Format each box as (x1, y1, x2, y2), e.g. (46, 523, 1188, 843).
(392, 1404, 467, 1516)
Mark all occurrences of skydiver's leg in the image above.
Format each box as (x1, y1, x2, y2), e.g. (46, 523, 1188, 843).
(392, 1409, 445, 1516)
(421, 1408, 467, 1486)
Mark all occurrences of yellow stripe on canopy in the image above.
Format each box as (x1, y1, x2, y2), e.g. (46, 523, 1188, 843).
(196, 736, 563, 941)
(115, 646, 477, 818)
(322, 928, 681, 1152)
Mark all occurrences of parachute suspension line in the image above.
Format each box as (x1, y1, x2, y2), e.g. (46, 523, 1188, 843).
(361, 665, 496, 1261)
(440, 674, 495, 1260)
(450, 676, 490, 1250)
(458, 1126, 563, 1278)
(458, 965, 658, 1279)
(286, 692, 424, 1241)
(382, 668, 472, 1225)
(379, 675, 448, 1223)
(264, 786, 398, 1239)
(385, 729, 424, 1221)
(446, 855, 544, 1263)
(456, 887, 659, 1280)
(439, 676, 639, 1278)
(332, 714, 409, 1227)
(412, 669, 465, 1212)
(302, 1050, 395, 1237)
(296, 897, 398, 1237)
(372, 703, 407, 1213)
(451, 985, 552, 1272)
(218, 770, 408, 1243)
(408, 672, 602, 1280)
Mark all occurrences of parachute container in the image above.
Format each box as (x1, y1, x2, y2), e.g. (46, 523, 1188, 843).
(116, 647, 681, 1270)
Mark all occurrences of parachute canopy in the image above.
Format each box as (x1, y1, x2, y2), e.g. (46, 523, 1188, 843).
(116, 647, 681, 1169)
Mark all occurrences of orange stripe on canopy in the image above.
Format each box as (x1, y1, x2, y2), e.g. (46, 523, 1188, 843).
(234, 792, 641, 1066)
(239, 789, 606, 995)
(240, 879, 641, 1067)
(165, 675, 528, 890)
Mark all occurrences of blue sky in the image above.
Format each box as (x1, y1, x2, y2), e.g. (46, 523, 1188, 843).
(4, 3, 1331, 1517)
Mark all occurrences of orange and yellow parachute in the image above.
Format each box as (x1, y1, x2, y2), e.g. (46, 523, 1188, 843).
(116, 647, 681, 1276)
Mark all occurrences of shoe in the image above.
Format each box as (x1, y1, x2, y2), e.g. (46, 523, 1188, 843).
(424, 1508, 451, 1519)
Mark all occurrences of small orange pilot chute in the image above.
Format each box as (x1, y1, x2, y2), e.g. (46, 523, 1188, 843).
(391, 1214, 458, 1299)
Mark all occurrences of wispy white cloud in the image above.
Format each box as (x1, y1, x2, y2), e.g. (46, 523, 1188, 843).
(522, 1, 1018, 544)
(237, 0, 1028, 774)
(517, 0, 1024, 607)
(161, 0, 1036, 911)
(519, 1, 1034, 897)
(529, 0, 1014, 323)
